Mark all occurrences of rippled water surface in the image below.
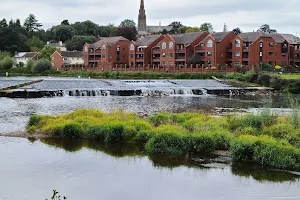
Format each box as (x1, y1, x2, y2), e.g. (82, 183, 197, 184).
(1, 77, 300, 199)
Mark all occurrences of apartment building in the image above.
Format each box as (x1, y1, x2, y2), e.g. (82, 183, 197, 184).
(229, 32, 290, 69)
(51, 51, 83, 70)
(83, 36, 130, 71)
(194, 32, 235, 67)
(281, 34, 300, 67)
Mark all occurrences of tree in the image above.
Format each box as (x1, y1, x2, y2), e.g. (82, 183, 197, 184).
(54, 25, 75, 42)
(178, 26, 189, 34)
(233, 27, 242, 35)
(258, 24, 277, 34)
(119, 19, 136, 27)
(97, 24, 117, 37)
(27, 36, 44, 51)
(116, 27, 137, 41)
(161, 29, 168, 34)
(0, 19, 7, 28)
(0, 52, 11, 60)
(72, 21, 98, 36)
(0, 56, 14, 70)
(31, 59, 52, 73)
(61, 20, 70, 26)
(186, 27, 200, 33)
(169, 21, 183, 29)
(199, 23, 214, 33)
(223, 23, 228, 32)
(26, 59, 34, 71)
(38, 46, 57, 60)
(66, 35, 97, 51)
(24, 14, 42, 32)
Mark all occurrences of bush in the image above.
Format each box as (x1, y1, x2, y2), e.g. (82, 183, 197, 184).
(0, 56, 14, 70)
(26, 60, 34, 71)
(187, 133, 216, 154)
(31, 59, 52, 73)
(262, 63, 273, 71)
(60, 122, 83, 138)
(27, 115, 44, 127)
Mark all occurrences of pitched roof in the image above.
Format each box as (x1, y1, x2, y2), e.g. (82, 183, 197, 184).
(211, 32, 231, 42)
(136, 34, 162, 47)
(47, 42, 66, 47)
(147, 26, 172, 33)
(239, 32, 286, 43)
(280, 34, 300, 44)
(15, 52, 38, 58)
(61, 51, 83, 58)
(171, 32, 205, 45)
(90, 36, 129, 48)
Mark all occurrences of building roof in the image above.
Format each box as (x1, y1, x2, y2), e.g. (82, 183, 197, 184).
(47, 42, 66, 47)
(15, 52, 38, 58)
(90, 36, 129, 49)
(239, 32, 286, 43)
(147, 25, 172, 33)
(171, 32, 205, 45)
(135, 34, 162, 47)
(211, 32, 231, 42)
(61, 51, 83, 58)
(280, 34, 300, 44)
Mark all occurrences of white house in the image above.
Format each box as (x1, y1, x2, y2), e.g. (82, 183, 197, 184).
(47, 41, 67, 52)
(14, 52, 38, 67)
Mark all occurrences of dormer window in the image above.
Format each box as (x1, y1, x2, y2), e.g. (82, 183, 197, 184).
(169, 42, 174, 49)
(162, 42, 167, 50)
(207, 40, 213, 48)
(130, 44, 135, 51)
(235, 39, 241, 48)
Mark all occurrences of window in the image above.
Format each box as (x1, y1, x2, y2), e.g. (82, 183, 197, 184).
(282, 53, 286, 57)
(169, 42, 174, 49)
(207, 52, 212, 56)
(234, 52, 240, 57)
(269, 43, 274, 47)
(130, 54, 134, 58)
(102, 44, 106, 50)
(260, 52, 263, 56)
(283, 44, 287, 48)
(162, 53, 166, 57)
(161, 61, 166, 66)
(84, 46, 88, 52)
(260, 42, 263, 48)
(169, 53, 173, 57)
(235, 39, 241, 48)
(169, 62, 173, 66)
(234, 61, 240, 65)
(162, 42, 167, 50)
(207, 40, 213, 48)
(269, 52, 274, 56)
(130, 44, 135, 51)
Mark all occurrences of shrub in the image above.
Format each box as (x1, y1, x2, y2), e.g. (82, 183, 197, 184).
(231, 135, 257, 161)
(31, 59, 52, 73)
(27, 115, 44, 127)
(262, 63, 273, 71)
(187, 133, 215, 153)
(60, 122, 83, 138)
(26, 60, 34, 71)
(0, 56, 14, 70)
(27, 126, 37, 134)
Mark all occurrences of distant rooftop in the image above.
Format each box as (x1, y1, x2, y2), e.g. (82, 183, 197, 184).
(61, 51, 83, 58)
(15, 52, 38, 58)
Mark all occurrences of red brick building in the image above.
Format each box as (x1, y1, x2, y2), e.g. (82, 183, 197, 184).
(51, 51, 83, 70)
(83, 36, 130, 71)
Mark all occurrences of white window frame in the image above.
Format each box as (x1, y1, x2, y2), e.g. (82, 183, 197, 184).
(207, 40, 213, 48)
(162, 42, 167, 50)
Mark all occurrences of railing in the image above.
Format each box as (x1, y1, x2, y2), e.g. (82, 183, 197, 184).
(195, 46, 205, 51)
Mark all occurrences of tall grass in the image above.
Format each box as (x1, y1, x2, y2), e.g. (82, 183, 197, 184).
(27, 109, 300, 171)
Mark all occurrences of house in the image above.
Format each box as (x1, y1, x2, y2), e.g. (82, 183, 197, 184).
(83, 36, 130, 71)
(129, 34, 164, 68)
(14, 52, 38, 67)
(229, 32, 290, 69)
(194, 32, 236, 68)
(47, 41, 67, 52)
(51, 51, 83, 70)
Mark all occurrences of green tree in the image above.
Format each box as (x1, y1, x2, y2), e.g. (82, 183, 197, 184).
(233, 27, 242, 35)
(0, 18, 8, 28)
(258, 24, 277, 34)
(24, 14, 42, 32)
(54, 25, 75, 42)
(119, 19, 136, 27)
(0, 56, 14, 70)
(178, 26, 189, 34)
(0, 52, 11, 60)
(26, 59, 34, 71)
(223, 23, 228, 32)
(27, 36, 44, 51)
(72, 21, 98, 36)
(199, 23, 214, 33)
(38, 46, 57, 60)
(66, 35, 97, 51)
(169, 21, 183, 29)
(186, 27, 200, 33)
(31, 59, 52, 73)
(61, 20, 70, 26)
(116, 27, 137, 41)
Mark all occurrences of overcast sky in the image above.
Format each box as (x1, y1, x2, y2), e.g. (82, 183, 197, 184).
(1, 0, 300, 35)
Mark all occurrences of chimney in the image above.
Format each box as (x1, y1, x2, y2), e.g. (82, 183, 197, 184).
(59, 41, 63, 46)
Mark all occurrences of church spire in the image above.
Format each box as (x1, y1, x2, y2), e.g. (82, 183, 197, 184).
(138, 0, 147, 32)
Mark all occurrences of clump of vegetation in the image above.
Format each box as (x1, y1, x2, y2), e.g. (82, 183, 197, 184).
(31, 59, 52, 73)
(27, 109, 300, 171)
(46, 190, 67, 200)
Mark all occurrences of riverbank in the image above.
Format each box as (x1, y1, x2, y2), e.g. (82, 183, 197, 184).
(24, 109, 300, 172)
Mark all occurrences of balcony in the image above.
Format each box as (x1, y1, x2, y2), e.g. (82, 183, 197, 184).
(176, 48, 185, 53)
(195, 46, 205, 51)
(175, 56, 185, 61)
(152, 57, 160, 61)
(152, 47, 160, 53)
(89, 51, 101, 55)
(136, 57, 144, 61)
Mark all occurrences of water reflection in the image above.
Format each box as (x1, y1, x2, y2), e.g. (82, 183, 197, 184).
(39, 138, 300, 183)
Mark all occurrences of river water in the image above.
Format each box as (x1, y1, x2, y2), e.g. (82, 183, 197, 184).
(0, 77, 300, 199)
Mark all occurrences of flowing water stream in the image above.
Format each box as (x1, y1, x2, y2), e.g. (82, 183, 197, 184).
(0, 77, 300, 199)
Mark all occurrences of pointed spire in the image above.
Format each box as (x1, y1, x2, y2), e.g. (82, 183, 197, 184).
(140, 0, 145, 11)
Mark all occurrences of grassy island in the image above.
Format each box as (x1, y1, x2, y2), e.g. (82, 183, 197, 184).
(27, 110, 300, 171)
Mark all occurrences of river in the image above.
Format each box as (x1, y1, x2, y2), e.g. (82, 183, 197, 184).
(0, 77, 299, 199)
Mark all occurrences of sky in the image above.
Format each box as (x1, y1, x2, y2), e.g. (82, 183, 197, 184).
(1, 0, 300, 35)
